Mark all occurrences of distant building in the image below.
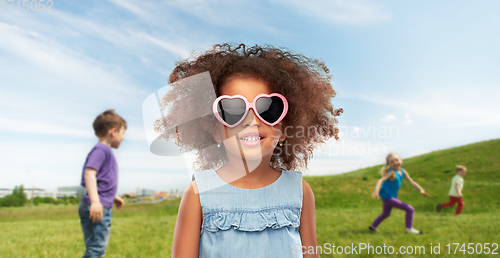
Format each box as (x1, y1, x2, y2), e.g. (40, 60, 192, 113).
(155, 191, 168, 199)
(0, 187, 86, 200)
(57, 186, 86, 197)
(136, 188, 155, 197)
(24, 188, 56, 199)
(1, 188, 56, 199)
(56, 191, 79, 199)
(0, 188, 11, 198)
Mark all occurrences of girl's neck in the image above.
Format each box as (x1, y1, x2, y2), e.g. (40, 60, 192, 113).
(217, 154, 281, 189)
(390, 167, 402, 173)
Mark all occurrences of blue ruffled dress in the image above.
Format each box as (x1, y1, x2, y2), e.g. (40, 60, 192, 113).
(194, 169, 303, 258)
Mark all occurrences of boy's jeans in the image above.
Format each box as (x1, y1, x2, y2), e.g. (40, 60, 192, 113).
(79, 201, 112, 258)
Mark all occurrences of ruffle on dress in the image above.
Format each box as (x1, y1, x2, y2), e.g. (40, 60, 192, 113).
(202, 207, 301, 232)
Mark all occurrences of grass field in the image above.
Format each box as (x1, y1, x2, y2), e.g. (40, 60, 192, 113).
(1, 139, 499, 257)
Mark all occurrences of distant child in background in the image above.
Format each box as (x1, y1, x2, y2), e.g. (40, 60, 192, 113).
(79, 109, 126, 258)
(436, 165, 467, 215)
(370, 152, 431, 234)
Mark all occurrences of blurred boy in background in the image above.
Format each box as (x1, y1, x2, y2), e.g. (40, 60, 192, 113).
(79, 109, 126, 257)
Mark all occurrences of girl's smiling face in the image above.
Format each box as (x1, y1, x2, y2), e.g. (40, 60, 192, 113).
(388, 154, 402, 170)
(214, 77, 284, 163)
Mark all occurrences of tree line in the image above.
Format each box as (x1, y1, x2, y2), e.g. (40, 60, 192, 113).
(0, 185, 81, 208)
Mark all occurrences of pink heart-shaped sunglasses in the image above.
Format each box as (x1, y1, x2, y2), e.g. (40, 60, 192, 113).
(212, 93, 288, 128)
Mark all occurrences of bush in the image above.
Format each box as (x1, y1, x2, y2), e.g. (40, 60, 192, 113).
(0, 195, 18, 207)
(68, 196, 81, 205)
(43, 197, 54, 204)
(0, 185, 28, 207)
(33, 196, 44, 206)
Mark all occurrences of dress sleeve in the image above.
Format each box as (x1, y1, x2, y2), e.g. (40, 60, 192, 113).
(84, 148, 107, 173)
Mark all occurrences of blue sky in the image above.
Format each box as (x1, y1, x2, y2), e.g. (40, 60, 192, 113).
(1, 0, 499, 194)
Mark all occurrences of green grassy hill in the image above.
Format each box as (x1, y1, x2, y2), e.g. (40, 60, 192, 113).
(306, 138, 500, 213)
(305, 138, 500, 257)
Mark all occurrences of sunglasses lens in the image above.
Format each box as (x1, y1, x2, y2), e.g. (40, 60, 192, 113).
(256, 96, 285, 124)
(216, 98, 247, 126)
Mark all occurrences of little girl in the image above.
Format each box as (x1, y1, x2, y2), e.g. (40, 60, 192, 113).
(157, 44, 342, 257)
(370, 152, 430, 234)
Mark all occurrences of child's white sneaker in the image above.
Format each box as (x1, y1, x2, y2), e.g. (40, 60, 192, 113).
(406, 228, 423, 234)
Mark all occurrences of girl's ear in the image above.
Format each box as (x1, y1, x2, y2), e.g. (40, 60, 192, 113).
(210, 120, 224, 143)
(270, 122, 286, 141)
(279, 123, 287, 141)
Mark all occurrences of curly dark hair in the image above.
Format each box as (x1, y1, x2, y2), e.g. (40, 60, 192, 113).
(154, 43, 343, 171)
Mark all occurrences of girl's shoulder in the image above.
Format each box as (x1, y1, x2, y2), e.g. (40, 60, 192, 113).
(281, 170, 302, 182)
(192, 169, 225, 193)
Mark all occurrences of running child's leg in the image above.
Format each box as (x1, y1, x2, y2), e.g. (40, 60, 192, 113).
(455, 197, 464, 215)
(78, 202, 112, 258)
(441, 196, 457, 208)
(384, 198, 414, 229)
(79, 202, 92, 252)
(371, 200, 393, 228)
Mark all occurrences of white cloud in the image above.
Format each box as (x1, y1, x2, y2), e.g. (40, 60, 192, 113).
(0, 117, 91, 138)
(272, 0, 390, 25)
(382, 115, 396, 122)
(446, 121, 496, 128)
(350, 86, 500, 127)
(0, 21, 148, 100)
(0, 19, 160, 141)
(310, 136, 398, 174)
(305, 153, 382, 176)
(404, 113, 413, 124)
(131, 31, 191, 58)
(107, 0, 148, 18)
(107, 0, 288, 38)
(43, 11, 193, 64)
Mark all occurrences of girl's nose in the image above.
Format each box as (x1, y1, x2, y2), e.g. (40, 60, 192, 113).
(243, 109, 261, 127)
